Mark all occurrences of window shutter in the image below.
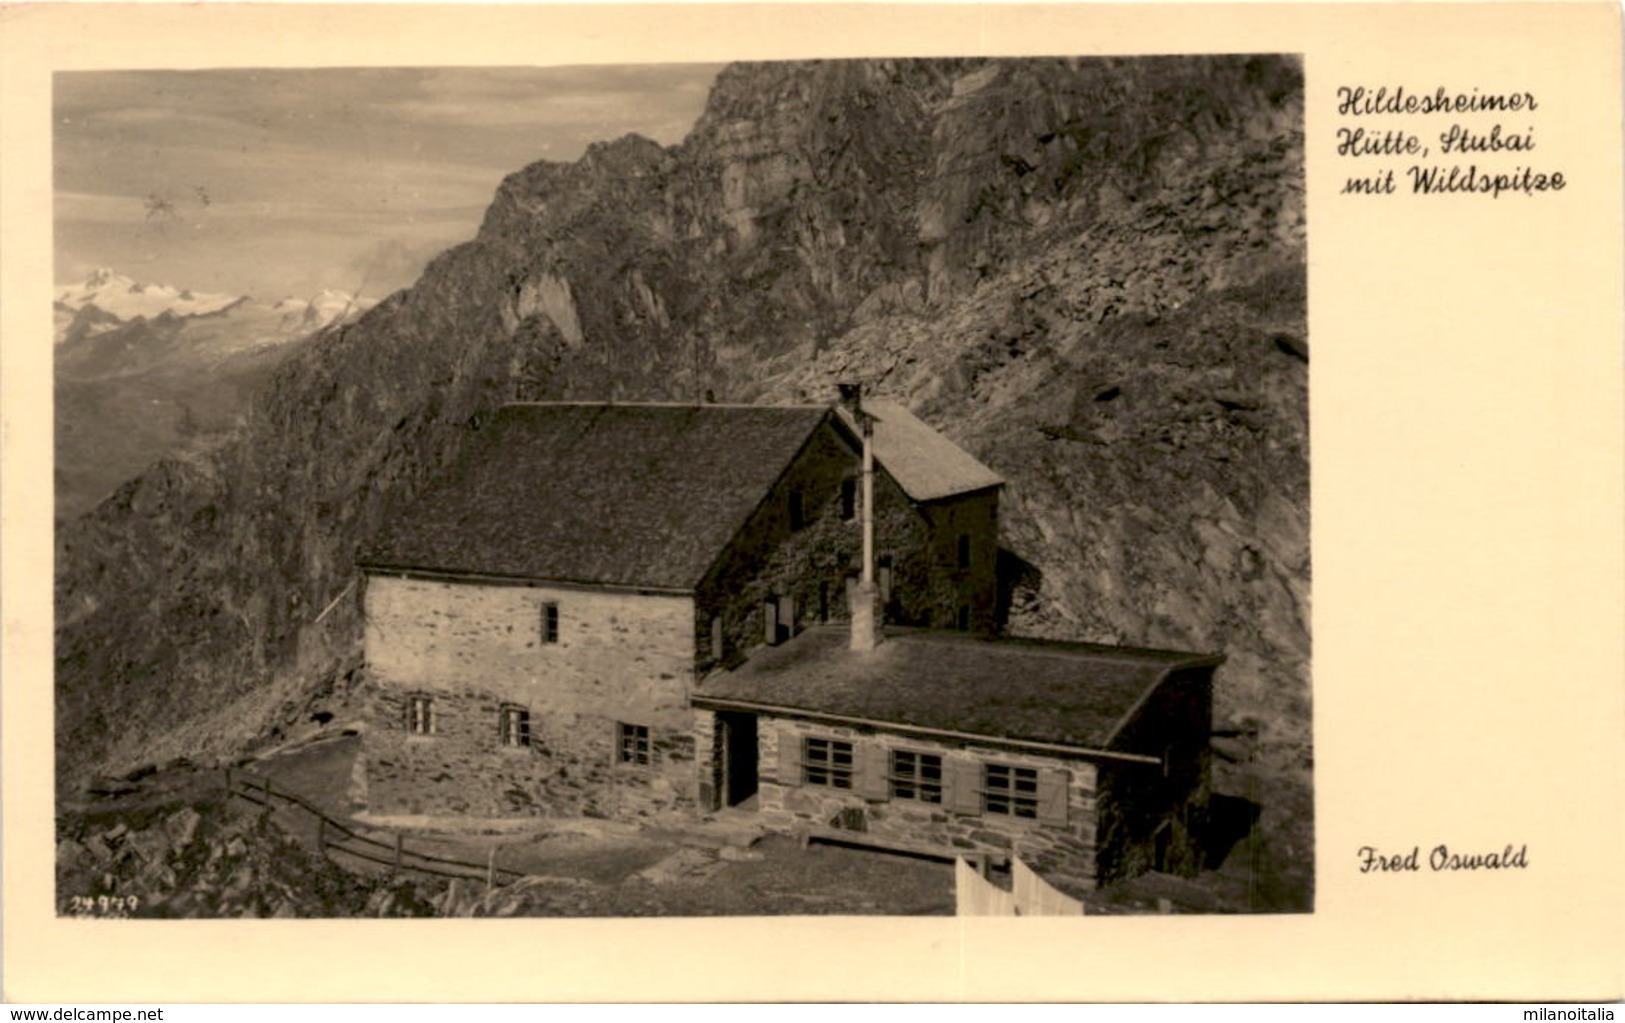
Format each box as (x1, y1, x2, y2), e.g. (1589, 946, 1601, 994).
(777, 728, 803, 786)
(1037, 768, 1070, 825)
(856, 743, 890, 801)
(948, 759, 984, 815)
(778, 594, 795, 640)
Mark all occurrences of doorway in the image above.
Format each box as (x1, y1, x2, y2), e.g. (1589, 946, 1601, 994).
(718, 711, 759, 807)
(1153, 821, 1172, 872)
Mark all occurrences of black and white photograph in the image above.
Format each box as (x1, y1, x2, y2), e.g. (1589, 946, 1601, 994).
(9, 0, 1623, 1006)
(50, 54, 1311, 920)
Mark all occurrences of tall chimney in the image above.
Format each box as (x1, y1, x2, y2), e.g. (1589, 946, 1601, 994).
(837, 382, 863, 416)
(847, 385, 882, 652)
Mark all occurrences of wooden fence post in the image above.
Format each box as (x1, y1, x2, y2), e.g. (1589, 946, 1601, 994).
(393, 832, 403, 872)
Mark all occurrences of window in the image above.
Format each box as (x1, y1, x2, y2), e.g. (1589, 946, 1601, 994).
(957, 604, 972, 632)
(617, 722, 651, 765)
(541, 602, 559, 644)
(984, 763, 1040, 818)
(406, 695, 434, 735)
(840, 478, 857, 521)
(788, 490, 805, 531)
(957, 533, 972, 569)
(499, 704, 531, 748)
(711, 615, 724, 662)
(889, 749, 943, 803)
(802, 737, 854, 788)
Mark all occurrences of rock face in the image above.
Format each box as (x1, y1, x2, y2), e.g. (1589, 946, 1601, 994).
(57, 791, 438, 918)
(56, 56, 1309, 907)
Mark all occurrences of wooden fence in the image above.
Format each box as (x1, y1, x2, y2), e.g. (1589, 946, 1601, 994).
(223, 767, 526, 889)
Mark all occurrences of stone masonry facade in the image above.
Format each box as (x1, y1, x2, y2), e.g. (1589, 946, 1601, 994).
(1094, 667, 1213, 880)
(724, 714, 1104, 896)
(695, 419, 1001, 675)
(361, 574, 697, 818)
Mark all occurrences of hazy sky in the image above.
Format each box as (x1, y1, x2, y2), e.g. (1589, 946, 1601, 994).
(54, 65, 723, 301)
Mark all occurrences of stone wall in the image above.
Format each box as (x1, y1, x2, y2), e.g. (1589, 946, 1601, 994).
(913, 488, 1000, 634)
(361, 575, 697, 818)
(1095, 666, 1215, 881)
(695, 418, 999, 672)
(747, 714, 1102, 894)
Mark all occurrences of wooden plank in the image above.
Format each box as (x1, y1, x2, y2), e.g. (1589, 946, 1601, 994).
(801, 827, 1004, 869)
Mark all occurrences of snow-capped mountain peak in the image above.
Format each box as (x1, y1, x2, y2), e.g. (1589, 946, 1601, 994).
(54, 269, 373, 348)
(56, 268, 245, 324)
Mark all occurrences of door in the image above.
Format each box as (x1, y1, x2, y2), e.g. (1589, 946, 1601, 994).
(719, 711, 759, 807)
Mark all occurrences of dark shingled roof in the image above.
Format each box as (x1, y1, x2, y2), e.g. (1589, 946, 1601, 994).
(359, 403, 831, 590)
(695, 626, 1221, 749)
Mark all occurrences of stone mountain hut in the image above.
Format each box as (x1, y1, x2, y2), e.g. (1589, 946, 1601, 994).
(354, 388, 1222, 893)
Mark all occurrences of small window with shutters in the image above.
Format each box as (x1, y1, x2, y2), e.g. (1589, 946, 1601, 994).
(498, 704, 531, 748)
(984, 763, 1041, 818)
(780, 733, 891, 800)
(541, 602, 559, 644)
(840, 478, 857, 521)
(406, 695, 434, 735)
(947, 759, 1068, 825)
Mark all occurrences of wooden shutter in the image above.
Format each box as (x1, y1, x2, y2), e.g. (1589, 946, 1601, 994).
(778, 594, 795, 640)
(1036, 768, 1070, 825)
(777, 727, 802, 786)
(856, 743, 890, 801)
(947, 759, 984, 815)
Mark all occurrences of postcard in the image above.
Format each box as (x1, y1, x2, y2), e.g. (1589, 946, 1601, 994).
(2, 1, 1620, 1003)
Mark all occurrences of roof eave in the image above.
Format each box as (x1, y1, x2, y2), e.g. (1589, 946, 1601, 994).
(356, 561, 696, 597)
(689, 693, 1164, 766)
(1100, 653, 1226, 750)
(906, 478, 1006, 504)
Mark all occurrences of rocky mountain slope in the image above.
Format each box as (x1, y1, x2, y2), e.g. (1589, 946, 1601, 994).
(54, 271, 373, 518)
(56, 56, 1308, 907)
